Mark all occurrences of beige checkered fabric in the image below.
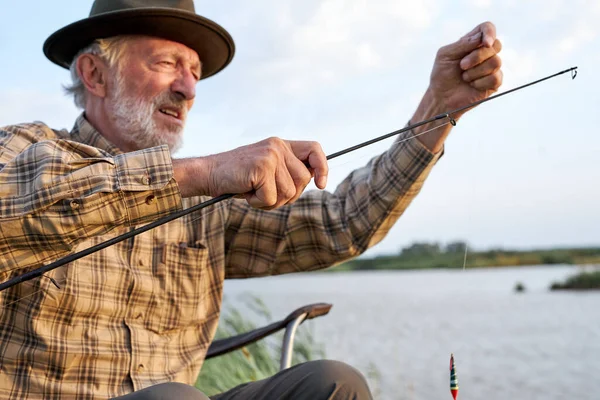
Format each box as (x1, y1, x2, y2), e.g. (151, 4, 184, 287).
(0, 114, 440, 398)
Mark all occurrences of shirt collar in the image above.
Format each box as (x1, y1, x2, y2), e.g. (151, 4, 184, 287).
(69, 113, 124, 156)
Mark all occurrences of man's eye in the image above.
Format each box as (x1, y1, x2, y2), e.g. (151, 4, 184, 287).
(160, 61, 175, 66)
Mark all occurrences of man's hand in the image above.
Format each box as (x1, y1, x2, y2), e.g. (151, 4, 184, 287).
(430, 21, 503, 115)
(173, 138, 328, 209)
(412, 21, 503, 152)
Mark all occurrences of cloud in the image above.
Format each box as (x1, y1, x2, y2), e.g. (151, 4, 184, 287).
(536, 0, 567, 22)
(246, 0, 439, 97)
(555, 17, 598, 57)
(468, 0, 493, 9)
(498, 44, 539, 86)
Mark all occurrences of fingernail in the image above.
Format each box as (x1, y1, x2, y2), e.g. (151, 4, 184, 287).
(460, 59, 469, 70)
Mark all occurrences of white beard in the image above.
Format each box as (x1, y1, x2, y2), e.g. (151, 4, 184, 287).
(107, 72, 186, 152)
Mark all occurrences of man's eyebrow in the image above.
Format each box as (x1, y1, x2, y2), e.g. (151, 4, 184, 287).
(157, 50, 201, 75)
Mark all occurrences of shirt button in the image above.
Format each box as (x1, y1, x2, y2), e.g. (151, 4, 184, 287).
(141, 175, 152, 185)
(70, 200, 80, 210)
(145, 195, 156, 205)
(137, 364, 145, 372)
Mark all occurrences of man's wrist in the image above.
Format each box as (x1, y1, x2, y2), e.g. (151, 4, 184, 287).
(172, 156, 214, 198)
(411, 88, 454, 153)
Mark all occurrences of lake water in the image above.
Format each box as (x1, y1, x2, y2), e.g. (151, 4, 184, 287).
(223, 265, 600, 400)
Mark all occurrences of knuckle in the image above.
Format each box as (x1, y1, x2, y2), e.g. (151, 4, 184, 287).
(284, 185, 296, 199)
(436, 46, 447, 59)
(495, 55, 502, 68)
(495, 71, 504, 88)
(263, 141, 280, 158)
(265, 137, 284, 151)
(491, 72, 502, 87)
(265, 136, 281, 144)
(494, 39, 503, 52)
(299, 169, 312, 185)
(265, 193, 277, 207)
(489, 55, 502, 70)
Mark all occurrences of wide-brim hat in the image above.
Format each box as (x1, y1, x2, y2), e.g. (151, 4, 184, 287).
(43, 0, 235, 80)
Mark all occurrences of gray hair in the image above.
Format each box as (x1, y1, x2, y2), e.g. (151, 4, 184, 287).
(64, 36, 130, 109)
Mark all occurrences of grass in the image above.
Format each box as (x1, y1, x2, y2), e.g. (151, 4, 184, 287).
(550, 270, 600, 290)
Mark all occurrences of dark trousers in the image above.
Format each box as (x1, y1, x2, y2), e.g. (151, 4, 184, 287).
(113, 360, 373, 400)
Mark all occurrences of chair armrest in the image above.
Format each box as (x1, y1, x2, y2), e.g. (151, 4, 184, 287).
(205, 302, 332, 360)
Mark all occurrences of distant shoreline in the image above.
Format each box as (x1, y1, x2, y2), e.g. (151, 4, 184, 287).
(329, 246, 600, 272)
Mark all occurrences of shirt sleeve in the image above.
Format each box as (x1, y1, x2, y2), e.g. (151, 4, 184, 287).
(0, 123, 182, 273)
(223, 129, 443, 278)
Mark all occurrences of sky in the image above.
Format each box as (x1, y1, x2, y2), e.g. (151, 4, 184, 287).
(0, 0, 598, 257)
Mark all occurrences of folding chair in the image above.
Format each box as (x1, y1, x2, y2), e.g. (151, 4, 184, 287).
(205, 303, 333, 370)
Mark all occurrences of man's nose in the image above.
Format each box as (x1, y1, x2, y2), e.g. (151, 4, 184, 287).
(171, 69, 196, 101)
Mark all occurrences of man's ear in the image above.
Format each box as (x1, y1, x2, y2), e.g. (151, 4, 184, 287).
(76, 54, 109, 98)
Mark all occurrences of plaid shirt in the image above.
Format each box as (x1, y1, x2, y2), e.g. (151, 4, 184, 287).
(0, 114, 440, 399)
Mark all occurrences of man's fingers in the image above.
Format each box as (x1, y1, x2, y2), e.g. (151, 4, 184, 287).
(469, 70, 503, 91)
(462, 55, 502, 83)
(480, 22, 496, 48)
(289, 141, 329, 189)
(283, 155, 313, 204)
(440, 21, 498, 60)
(247, 178, 278, 209)
(277, 166, 300, 206)
(461, 21, 496, 47)
(307, 152, 328, 189)
(460, 39, 502, 70)
(223, 138, 327, 209)
(438, 32, 483, 60)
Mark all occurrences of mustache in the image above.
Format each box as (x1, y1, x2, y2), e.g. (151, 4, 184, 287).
(154, 92, 188, 119)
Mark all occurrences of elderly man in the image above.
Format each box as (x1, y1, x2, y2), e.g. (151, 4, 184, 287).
(0, 0, 502, 399)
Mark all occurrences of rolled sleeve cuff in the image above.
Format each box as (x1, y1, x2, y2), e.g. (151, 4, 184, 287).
(387, 128, 443, 182)
(114, 145, 182, 225)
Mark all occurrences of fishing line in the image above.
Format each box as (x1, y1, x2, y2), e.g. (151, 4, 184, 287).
(0, 66, 578, 294)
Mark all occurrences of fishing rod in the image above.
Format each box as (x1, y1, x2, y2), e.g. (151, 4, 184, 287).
(0, 66, 578, 292)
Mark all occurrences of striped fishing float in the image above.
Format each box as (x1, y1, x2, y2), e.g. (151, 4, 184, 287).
(450, 353, 459, 400)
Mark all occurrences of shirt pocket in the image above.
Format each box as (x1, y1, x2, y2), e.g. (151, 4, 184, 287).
(149, 242, 209, 334)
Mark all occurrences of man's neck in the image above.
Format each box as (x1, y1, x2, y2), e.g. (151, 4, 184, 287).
(84, 107, 139, 153)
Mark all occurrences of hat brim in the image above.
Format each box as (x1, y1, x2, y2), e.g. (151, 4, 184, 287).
(43, 8, 235, 80)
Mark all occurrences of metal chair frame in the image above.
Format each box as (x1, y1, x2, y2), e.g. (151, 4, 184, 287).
(205, 303, 333, 370)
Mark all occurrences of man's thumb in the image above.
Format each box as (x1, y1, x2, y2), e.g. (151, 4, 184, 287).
(438, 32, 483, 59)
